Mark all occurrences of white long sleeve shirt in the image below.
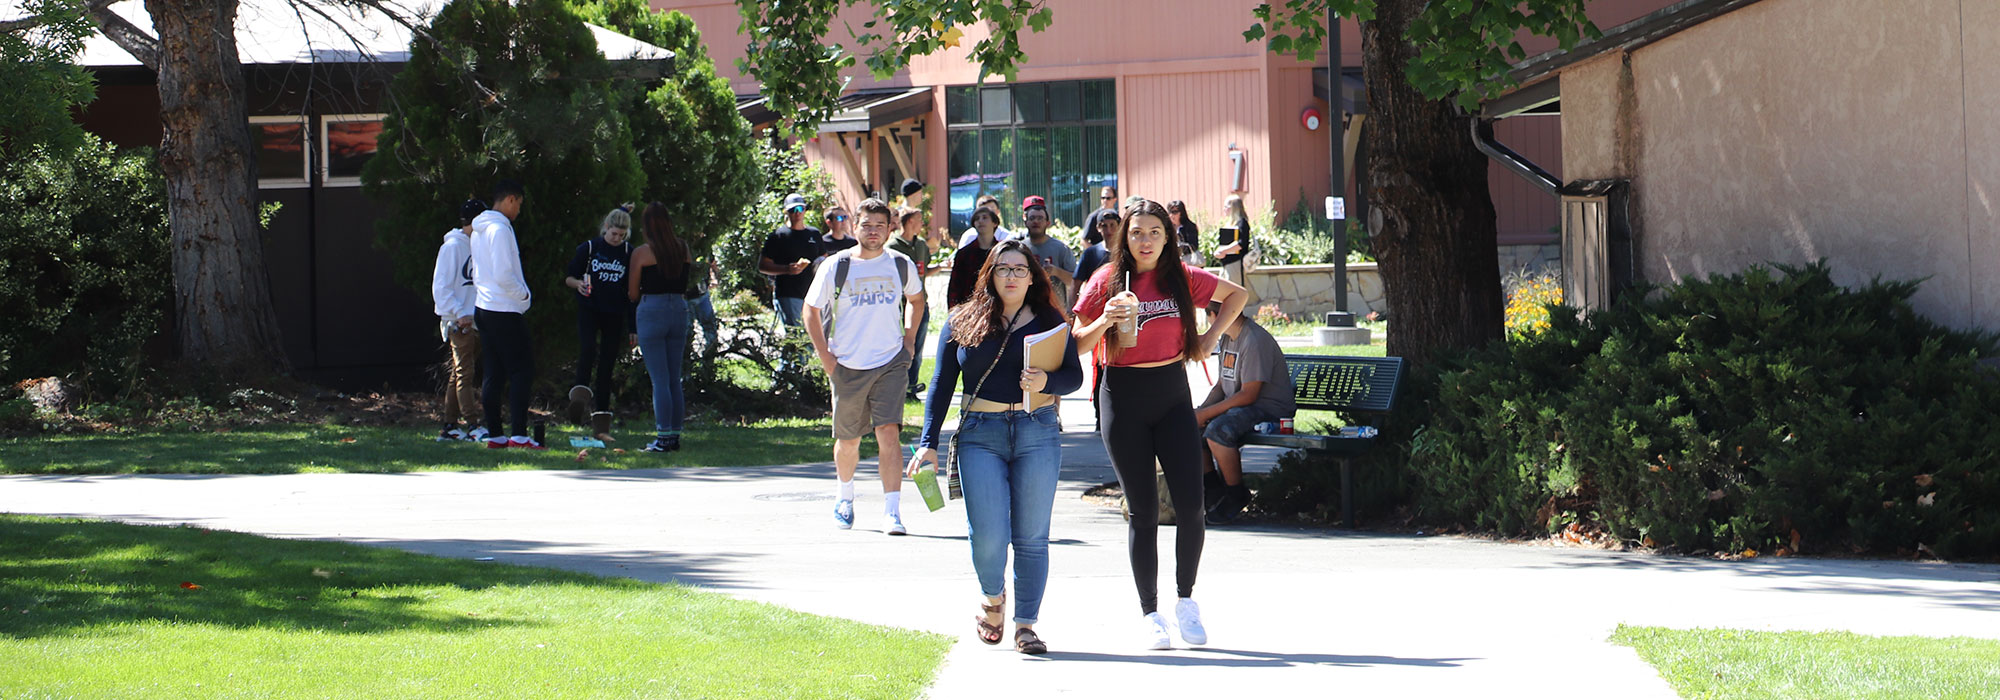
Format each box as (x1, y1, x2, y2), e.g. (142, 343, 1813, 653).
(431, 228, 476, 321)
(470, 210, 532, 313)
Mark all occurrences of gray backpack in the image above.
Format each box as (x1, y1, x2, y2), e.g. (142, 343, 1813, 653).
(821, 250, 914, 341)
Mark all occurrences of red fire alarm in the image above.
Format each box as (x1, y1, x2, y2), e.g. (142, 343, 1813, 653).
(1301, 107, 1322, 131)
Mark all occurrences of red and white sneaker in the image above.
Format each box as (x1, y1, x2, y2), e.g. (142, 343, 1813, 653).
(508, 436, 547, 450)
(485, 437, 510, 449)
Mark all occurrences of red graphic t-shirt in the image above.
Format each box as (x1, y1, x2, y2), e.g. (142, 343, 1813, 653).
(1072, 264, 1220, 366)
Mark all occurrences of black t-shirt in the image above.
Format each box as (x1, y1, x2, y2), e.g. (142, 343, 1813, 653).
(567, 237, 632, 313)
(761, 225, 824, 299)
(821, 234, 858, 256)
(1217, 214, 1250, 266)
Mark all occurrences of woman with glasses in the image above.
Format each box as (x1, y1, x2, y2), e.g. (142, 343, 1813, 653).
(563, 207, 635, 440)
(911, 238, 1082, 655)
(1072, 199, 1247, 650)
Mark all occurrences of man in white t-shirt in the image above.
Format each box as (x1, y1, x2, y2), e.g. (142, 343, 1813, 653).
(804, 197, 927, 535)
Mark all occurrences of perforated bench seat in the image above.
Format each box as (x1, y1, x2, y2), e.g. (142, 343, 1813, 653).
(1242, 354, 1403, 528)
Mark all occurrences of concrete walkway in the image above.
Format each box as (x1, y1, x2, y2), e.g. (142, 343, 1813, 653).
(5, 393, 1999, 698)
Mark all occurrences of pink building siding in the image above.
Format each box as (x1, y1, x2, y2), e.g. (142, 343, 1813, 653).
(657, 0, 1672, 246)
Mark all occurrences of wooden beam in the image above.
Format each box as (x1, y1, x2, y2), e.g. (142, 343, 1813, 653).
(834, 134, 867, 202)
(879, 128, 915, 183)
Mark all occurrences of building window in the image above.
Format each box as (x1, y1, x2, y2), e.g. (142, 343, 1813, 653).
(321, 114, 383, 187)
(250, 116, 309, 189)
(945, 79, 1115, 234)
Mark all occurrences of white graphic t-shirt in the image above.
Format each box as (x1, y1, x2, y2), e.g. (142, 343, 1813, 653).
(804, 249, 924, 371)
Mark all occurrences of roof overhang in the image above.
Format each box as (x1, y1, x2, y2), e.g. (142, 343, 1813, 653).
(816, 87, 932, 133)
(1489, 0, 1770, 112)
(1481, 76, 1561, 119)
(1310, 67, 1368, 114)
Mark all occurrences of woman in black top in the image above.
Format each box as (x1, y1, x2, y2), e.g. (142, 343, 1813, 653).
(564, 208, 634, 438)
(1216, 195, 1251, 282)
(910, 239, 1082, 655)
(626, 203, 692, 453)
(1166, 200, 1200, 263)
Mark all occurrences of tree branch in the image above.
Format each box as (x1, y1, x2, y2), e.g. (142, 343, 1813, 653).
(82, 0, 160, 70)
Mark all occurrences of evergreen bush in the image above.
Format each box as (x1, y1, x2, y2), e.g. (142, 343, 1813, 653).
(1406, 261, 2000, 557)
(0, 137, 170, 396)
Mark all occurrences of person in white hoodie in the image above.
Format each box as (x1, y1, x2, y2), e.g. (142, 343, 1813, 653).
(431, 199, 488, 441)
(471, 180, 544, 449)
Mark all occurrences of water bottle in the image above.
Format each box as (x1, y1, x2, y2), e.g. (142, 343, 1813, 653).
(1255, 421, 1279, 435)
(1338, 425, 1378, 439)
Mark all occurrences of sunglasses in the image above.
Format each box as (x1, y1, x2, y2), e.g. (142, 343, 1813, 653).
(828, 214, 848, 222)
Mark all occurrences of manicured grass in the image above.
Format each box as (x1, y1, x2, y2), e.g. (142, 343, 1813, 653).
(0, 515, 950, 699)
(1611, 625, 2000, 699)
(0, 417, 938, 475)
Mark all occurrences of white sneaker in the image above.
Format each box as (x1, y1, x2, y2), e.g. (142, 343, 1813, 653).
(467, 426, 490, 441)
(1143, 612, 1173, 650)
(1175, 598, 1207, 646)
(885, 512, 907, 536)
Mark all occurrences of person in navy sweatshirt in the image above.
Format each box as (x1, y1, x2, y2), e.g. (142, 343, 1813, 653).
(563, 207, 635, 440)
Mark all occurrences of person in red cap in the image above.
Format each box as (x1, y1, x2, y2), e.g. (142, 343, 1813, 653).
(1018, 196, 1076, 309)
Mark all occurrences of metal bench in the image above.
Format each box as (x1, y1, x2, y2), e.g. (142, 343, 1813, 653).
(1240, 354, 1404, 528)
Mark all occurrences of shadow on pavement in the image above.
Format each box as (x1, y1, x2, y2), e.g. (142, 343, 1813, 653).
(1036, 647, 1475, 668)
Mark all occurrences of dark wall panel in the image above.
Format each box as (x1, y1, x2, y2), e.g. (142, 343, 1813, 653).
(312, 187, 436, 371)
(259, 189, 317, 368)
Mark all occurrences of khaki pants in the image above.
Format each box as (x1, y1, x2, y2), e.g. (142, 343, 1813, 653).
(442, 323, 482, 425)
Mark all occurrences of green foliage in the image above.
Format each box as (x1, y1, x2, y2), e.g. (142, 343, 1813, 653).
(0, 0, 96, 157)
(1406, 261, 2000, 557)
(365, 0, 644, 389)
(1249, 0, 1602, 109)
(571, 0, 763, 249)
(733, 0, 1053, 134)
(0, 136, 170, 395)
(716, 141, 838, 305)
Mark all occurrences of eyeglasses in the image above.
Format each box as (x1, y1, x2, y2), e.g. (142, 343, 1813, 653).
(1099, 195, 1114, 200)
(993, 265, 1033, 278)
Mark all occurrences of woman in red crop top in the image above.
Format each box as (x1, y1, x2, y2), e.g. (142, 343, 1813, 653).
(1070, 199, 1247, 649)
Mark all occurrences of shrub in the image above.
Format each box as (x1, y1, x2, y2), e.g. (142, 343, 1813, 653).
(1407, 261, 2000, 557)
(0, 136, 170, 396)
(1503, 267, 1563, 337)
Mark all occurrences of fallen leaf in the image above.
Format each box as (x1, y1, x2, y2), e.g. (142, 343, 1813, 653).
(1790, 529, 1802, 551)
(1641, 537, 1656, 548)
(179, 582, 201, 590)
(575, 449, 589, 463)
(612, 448, 627, 454)
(1918, 492, 1936, 507)
(311, 568, 333, 579)
(1773, 547, 1790, 557)
(1915, 473, 1934, 487)
(1707, 489, 1725, 501)
(340, 437, 356, 443)
(1741, 549, 1759, 558)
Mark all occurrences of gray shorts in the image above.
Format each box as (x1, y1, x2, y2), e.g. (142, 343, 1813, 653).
(1201, 404, 1277, 449)
(829, 348, 911, 440)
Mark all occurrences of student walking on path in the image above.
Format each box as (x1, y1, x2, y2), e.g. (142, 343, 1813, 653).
(628, 203, 693, 453)
(471, 180, 544, 449)
(910, 239, 1082, 655)
(1071, 199, 1247, 649)
(804, 198, 926, 534)
(431, 199, 487, 441)
(889, 207, 938, 400)
(564, 208, 635, 441)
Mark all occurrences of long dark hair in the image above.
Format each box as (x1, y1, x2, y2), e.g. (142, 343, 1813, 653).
(949, 239, 1064, 348)
(639, 202, 687, 269)
(1107, 199, 1199, 360)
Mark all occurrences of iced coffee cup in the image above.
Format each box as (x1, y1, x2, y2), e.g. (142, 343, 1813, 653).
(1112, 291, 1139, 348)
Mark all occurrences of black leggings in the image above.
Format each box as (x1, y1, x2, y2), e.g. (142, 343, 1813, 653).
(1099, 363, 1205, 615)
(574, 306, 625, 412)
(476, 308, 535, 438)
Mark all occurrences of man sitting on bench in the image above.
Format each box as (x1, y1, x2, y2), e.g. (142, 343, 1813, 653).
(1195, 303, 1295, 525)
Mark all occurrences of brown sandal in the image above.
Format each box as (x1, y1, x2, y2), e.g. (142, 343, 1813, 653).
(1014, 627, 1047, 655)
(974, 594, 1005, 645)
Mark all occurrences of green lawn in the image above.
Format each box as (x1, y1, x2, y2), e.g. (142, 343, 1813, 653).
(0, 417, 940, 475)
(1612, 625, 2000, 699)
(0, 515, 949, 699)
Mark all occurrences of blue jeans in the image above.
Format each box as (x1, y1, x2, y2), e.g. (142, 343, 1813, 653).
(906, 305, 930, 389)
(775, 296, 805, 328)
(687, 292, 719, 352)
(956, 405, 1063, 624)
(636, 294, 688, 435)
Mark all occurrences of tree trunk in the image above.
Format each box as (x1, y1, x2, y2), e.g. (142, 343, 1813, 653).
(146, 0, 289, 375)
(1360, 0, 1505, 372)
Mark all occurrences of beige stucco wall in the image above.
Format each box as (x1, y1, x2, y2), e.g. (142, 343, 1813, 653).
(1615, 0, 1979, 327)
(1557, 53, 1630, 182)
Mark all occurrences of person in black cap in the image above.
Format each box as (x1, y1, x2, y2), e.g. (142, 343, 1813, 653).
(431, 199, 487, 441)
(759, 193, 823, 327)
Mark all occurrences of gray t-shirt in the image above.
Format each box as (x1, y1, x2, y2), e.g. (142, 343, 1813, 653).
(1210, 319, 1295, 417)
(1023, 235, 1077, 305)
